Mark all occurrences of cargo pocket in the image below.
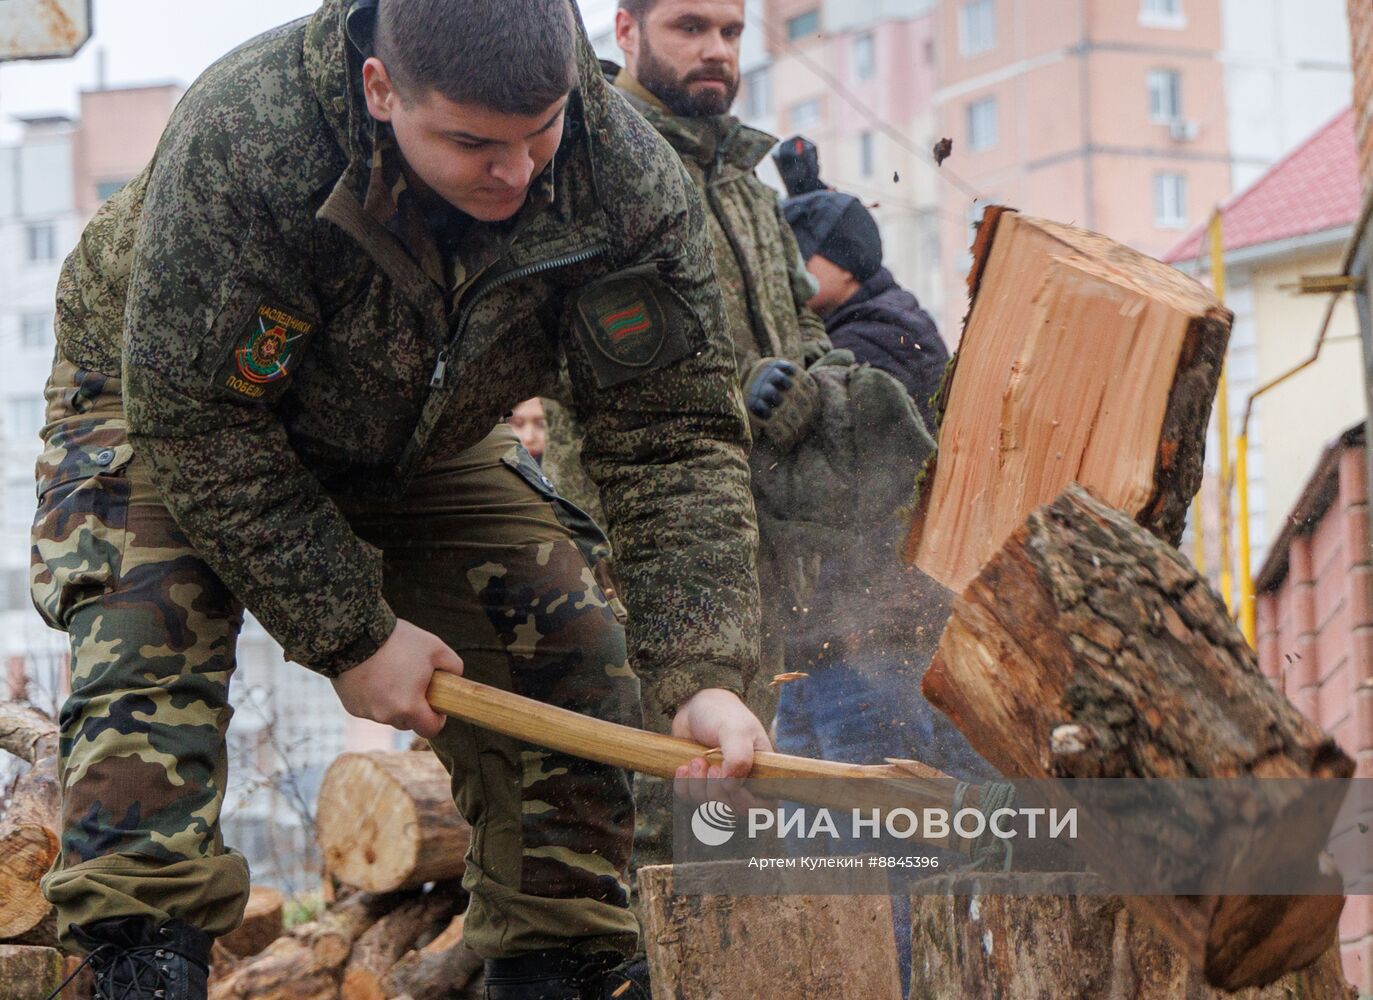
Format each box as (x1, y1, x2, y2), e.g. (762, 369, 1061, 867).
(30, 422, 135, 631)
(501, 444, 629, 625)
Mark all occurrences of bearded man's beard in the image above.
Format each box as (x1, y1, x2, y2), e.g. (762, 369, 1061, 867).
(635, 34, 739, 117)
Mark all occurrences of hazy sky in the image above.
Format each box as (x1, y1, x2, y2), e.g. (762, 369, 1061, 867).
(0, 0, 619, 141)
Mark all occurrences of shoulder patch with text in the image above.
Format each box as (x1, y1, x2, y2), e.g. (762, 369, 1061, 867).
(217, 300, 315, 402)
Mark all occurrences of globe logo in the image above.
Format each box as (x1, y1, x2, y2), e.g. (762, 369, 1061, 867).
(691, 801, 737, 846)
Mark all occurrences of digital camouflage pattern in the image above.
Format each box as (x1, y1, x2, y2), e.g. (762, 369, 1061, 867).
(35, 0, 761, 959)
(542, 66, 834, 888)
(33, 358, 642, 955)
(55, 0, 760, 714)
(543, 66, 829, 694)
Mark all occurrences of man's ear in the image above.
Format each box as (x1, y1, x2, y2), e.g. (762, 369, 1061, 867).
(614, 9, 640, 69)
(362, 57, 398, 122)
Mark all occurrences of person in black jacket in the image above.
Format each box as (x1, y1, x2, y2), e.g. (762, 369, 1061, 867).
(782, 189, 948, 428)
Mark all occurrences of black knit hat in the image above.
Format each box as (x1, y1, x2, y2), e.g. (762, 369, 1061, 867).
(782, 190, 883, 282)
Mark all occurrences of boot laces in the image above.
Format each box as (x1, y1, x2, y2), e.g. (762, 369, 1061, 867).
(44, 941, 185, 1000)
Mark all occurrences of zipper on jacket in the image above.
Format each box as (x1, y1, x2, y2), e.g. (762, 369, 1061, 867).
(430, 244, 608, 388)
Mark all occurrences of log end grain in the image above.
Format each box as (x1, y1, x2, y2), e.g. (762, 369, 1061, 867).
(0, 825, 58, 940)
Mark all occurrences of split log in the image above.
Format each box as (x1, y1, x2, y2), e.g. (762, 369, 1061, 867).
(924, 484, 1353, 989)
(208, 890, 396, 997)
(219, 885, 285, 959)
(317, 752, 470, 893)
(908, 208, 1229, 592)
(339, 894, 458, 1000)
(908, 873, 1355, 999)
(0, 944, 65, 1000)
(207, 935, 339, 1000)
(0, 703, 60, 943)
(381, 914, 483, 999)
(638, 863, 902, 999)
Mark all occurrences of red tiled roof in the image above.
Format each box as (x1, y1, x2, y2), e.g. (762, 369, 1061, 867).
(1164, 107, 1360, 264)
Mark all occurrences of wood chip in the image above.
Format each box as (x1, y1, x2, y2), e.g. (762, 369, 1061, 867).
(769, 672, 809, 688)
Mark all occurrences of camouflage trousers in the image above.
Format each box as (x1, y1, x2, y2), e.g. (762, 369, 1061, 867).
(31, 358, 641, 959)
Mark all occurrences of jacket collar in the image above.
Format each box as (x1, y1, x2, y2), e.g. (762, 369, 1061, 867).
(608, 63, 776, 172)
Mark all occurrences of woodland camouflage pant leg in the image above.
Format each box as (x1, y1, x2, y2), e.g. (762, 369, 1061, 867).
(340, 425, 641, 960)
(32, 360, 251, 950)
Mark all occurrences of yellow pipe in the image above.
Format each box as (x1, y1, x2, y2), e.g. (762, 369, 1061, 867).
(1235, 291, 1346, 647)
(1210, 212, 1233, 612)
(1236, 434, 1255, 644)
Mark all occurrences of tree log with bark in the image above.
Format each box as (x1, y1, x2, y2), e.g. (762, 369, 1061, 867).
(316, 752, 470, 893)
(0, 702, 60, 944)
(924, 484, 1352, 989)
(908, 208, 1229, 593)
(908, 873, 1355, 999)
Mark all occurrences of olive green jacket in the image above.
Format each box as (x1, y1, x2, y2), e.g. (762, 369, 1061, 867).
(52, 0, 761, 717)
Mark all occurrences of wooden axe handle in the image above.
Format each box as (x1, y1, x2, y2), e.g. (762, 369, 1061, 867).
(426, 673, 970, 819)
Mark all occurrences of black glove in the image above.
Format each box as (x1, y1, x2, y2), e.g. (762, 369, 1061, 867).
(744, 357, 819, 453)
(745, 359, 797, 420)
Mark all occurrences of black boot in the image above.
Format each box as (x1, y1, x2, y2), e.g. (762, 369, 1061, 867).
(59, 916, 211, 1000)
(483, 949, 649, 1000)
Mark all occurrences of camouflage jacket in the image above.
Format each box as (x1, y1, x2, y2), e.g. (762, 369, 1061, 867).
(53, 0, 761, 716)
(542, 68, 831, 521)
(611, 68, 829, 375)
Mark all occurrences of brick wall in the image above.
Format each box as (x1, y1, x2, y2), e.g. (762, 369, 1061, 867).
(1257, 437, 1373, 991)
(1351, 0, 1373, 194)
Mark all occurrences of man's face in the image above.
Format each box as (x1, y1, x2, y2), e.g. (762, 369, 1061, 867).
(363, 59, 567, 222)
(509, 398, 548, 459)
(616, 0, 745, 117)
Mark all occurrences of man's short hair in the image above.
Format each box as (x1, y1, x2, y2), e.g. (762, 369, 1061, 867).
(375, 0, 576, 115)
(617, 0, 657, 19)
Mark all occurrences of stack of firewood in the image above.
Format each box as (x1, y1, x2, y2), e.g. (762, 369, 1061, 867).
(0, 706, 482, 1000)
(184, 744, 486, 1000)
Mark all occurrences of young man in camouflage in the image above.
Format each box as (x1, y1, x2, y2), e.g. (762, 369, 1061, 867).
(31, 1, 770, 997)
(541, 0, 930, 881)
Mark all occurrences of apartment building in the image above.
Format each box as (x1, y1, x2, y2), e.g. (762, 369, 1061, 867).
(934, 0, 1232, 332)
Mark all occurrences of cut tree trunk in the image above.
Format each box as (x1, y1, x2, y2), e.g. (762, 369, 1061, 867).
(381, 914, 483, 1000)
(339, 894, 458, 1000)
(0, 944, 65, 1000)
(219, 885, 285, 959)
(638, 863, 902, 999)
(317, 752, 470, 893)
(0, 703, 60, 944)
(908, 208, 1230, 593)
(924, 484, 1352, 990)
(908, 873, 1355, 999)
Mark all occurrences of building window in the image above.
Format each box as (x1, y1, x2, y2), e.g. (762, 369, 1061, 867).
(1147, 69, 1182, 123)
(20, 312, 51, 351)
(790, 99, 822, 131)
(787, 10, 820, 41)
(859, 131, 875, 177)
(6, 398, 44, 441)
(1153, 173, 1188, 228)
(967, 97, 998, 151)
(959, 0, 996, 57)
(853, 33, 876, 81)
(742, 66, 772, 118)
(1140, 0, 1185, 27)
(25, 223, 57, 264)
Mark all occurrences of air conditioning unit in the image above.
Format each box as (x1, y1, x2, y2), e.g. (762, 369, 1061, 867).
(1169, 119, 1199, 142)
